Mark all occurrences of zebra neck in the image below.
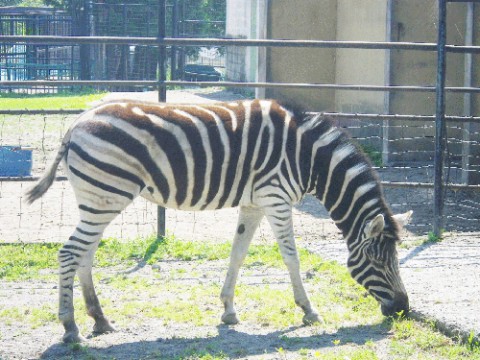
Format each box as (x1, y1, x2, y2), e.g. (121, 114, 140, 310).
(313, 172, 386, 248)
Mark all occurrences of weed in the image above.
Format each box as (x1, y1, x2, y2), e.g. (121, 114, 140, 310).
(468, 331, 480, 351)
(427, 231, 443, 243)
(360, 144, 383, 167)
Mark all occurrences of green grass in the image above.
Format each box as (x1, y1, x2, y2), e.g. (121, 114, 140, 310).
(360, 144, 383, 167)
(0, 91, 106, 110)
(0, 242, 60, 280)
(1, 236, 479, 359)
(399, 231, 444, 250)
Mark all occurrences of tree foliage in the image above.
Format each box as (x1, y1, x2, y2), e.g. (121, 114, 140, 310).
(0, 0, 44, 6)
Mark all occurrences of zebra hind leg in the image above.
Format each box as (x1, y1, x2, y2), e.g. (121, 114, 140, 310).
(265, 206, 322, 325)
(77, 244, 116, 334)
(58, 217, 116, 343)
(220, 207, 264, 324)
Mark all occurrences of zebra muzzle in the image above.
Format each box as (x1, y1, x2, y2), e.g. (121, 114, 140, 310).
(380, 292, 409, 317)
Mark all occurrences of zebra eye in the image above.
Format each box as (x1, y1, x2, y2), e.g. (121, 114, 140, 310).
(365, 243, 386, 267)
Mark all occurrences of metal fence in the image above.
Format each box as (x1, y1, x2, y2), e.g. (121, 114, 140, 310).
(0, 0, 479, 242)
(0, 7, 79, 93)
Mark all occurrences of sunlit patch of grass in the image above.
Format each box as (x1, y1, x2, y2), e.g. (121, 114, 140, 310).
(96, 235, 232, 267)
(102, 276, 220, 327)
(0, 91, 106, 110)
(0, 243, 60, 281)
(176, 349, 228, 360)
(0, 304, 56, 329)
(388, 317, 480, 359)
(299, 347, 380, 360)
(2, 236, 480, 359)
(236, 284, 300, 327)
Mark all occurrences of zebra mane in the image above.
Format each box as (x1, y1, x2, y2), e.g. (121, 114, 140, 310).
(280, 102, 400, 241)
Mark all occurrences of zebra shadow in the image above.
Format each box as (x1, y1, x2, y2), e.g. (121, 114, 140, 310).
(294, 194, 330, 219)
(40, 321, 392, 359)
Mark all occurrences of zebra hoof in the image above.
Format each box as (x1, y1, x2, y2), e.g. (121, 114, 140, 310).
(221, 312, 239, 325)
(302, 312, 322, 326)
(93, 319, 116, 334)
(63, 331, 87, 343)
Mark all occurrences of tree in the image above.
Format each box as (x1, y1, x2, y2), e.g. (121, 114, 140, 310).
(0, 0, 45, 6)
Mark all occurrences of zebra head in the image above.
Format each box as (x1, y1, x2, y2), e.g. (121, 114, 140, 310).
(348, 210, 413, 317)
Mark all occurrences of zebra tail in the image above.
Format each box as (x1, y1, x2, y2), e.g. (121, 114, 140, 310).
(24, 129, 72, 204)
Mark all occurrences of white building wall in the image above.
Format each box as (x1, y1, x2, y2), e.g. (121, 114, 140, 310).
(225, 0, 268, 97)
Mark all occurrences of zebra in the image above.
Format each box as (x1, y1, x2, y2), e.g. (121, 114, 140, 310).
(25, 99, 412, 343)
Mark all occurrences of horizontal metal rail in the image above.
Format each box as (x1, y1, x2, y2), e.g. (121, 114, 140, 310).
(0, 80, 157, 87)
(2, 80, 480, 94)
(0, 109, 83, 115)
(321, 112, 480, 123)
(1, 175, 479, 191)
(1, 110, 478, 123)
(166, 80, 480, 93)
(1, 35, 479, 53)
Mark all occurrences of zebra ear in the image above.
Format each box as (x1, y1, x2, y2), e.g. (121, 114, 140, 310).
(364, 214, 385, 239)
(392, 210, 413, 230)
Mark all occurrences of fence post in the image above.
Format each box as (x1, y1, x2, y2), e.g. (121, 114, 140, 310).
(79, 0, 92, 81)
(171, 0, 179, 80)
(433, 0, 447, 237)
(157, 0, 167, 239)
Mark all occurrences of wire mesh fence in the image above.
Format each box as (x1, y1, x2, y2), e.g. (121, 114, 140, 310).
(1, 100, 479, 244)
(0, 7, 79, 93)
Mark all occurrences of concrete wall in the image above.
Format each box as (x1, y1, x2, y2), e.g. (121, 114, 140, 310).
(389, 1, 467, 117)
(225, 1, 479, 177)
(265, 0, 337, 111)
(264, 0, 391, 113)
(335, 0, 388, 114)
(386, 1, 476, 164)
(225, 0, 256, 86)
(261, 0, 479, 113)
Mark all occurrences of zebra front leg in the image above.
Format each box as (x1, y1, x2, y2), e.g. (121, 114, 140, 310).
(265, 206, 321, 325)
(221, 207, 264, 324)
(77, 243, 116, 334)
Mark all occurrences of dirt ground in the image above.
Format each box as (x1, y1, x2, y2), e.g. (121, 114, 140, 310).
(1, 89, 479, 359)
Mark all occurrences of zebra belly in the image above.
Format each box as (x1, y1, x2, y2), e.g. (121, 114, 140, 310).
(139, 176, 255, 211)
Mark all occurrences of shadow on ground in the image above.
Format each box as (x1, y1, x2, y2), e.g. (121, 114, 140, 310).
(41, 322, 391, 359)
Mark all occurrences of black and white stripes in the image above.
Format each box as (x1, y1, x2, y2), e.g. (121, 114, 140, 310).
(26, 99, 412, 343)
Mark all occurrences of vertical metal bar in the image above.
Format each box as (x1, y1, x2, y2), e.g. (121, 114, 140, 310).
(461, 1, 474, 184)
(433, 0, 447, 236)
(158, 0, 167, 102)
(122, 3, 128, 82)
(157, 0, 167, 239)
(255, 0, 268, 99)
(382, 0, 393, 166)
(171, 0, 179, 80)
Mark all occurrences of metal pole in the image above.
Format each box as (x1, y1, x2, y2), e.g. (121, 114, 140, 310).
(383, 0, 393, 165)
(461, 2, 474, 184)
(157, 0, 167, 239)
(171, 0, 179, 80)
(433, 0, 447, 237)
